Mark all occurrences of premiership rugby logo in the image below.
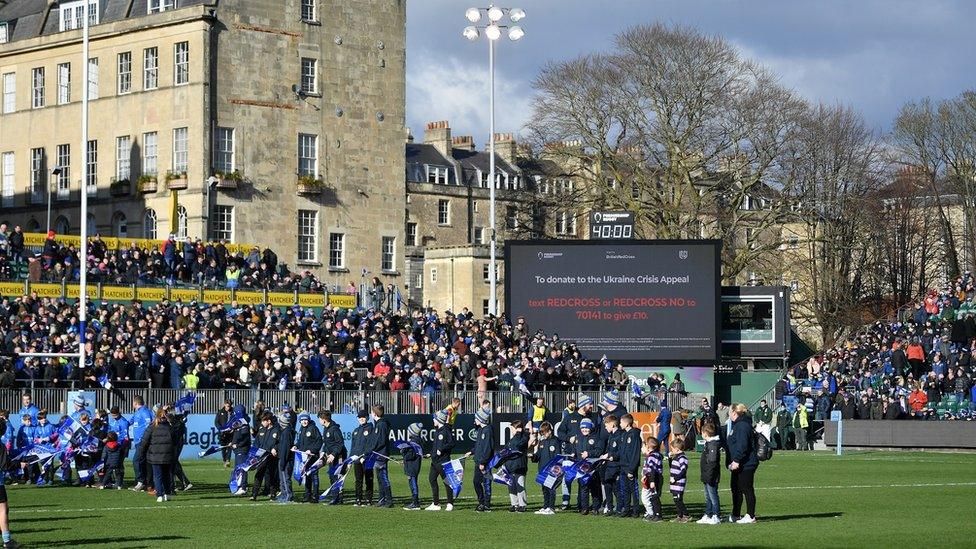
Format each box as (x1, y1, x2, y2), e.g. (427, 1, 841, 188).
(678, 250, 688, 260)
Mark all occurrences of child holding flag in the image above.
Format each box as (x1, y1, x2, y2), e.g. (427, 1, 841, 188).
(318, 411, 347, 505)
(293, 413, 322, 503)
(574, 418, 604, 515)
(400, 423, 423, 510)
(425, 410, 456, 511)
(504, 420, 529, 513)
(467, 409, 494, 512)
(530, 421, 559, 515)
(349, 410, 373, 507)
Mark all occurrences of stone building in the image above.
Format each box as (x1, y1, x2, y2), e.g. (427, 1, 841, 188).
(404, 120, 525, 311)
(0, 0, 406, 287)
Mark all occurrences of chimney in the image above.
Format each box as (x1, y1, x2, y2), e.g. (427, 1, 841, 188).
(491, 133, 517, 164)
(451, 136, 475, 152)
(424, 121, 452, 158)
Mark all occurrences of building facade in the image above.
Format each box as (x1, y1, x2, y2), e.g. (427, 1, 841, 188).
(0, 0, 406, 286)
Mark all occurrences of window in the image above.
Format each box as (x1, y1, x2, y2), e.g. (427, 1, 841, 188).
(505, 206, 517, 231)
(213, 205, 235, 242)
(112, 212, 128, 237)
(176, 205, 187, 239)
(1, 152, 13, 208)
(555, 211, 576, 236)
(142, 132, 158, 175)
(55, 144, 70, 197)
(86, 140, 97, 194)
(143, 47, 158, 90)
(214, 127, 234, 172)
(143, 209, 157, 239)
(437, 199, 450, 225)
(86, 213, 96, 236)
(300, 58, 317, 94)
(328, 233, 345, 269)
(301, 0, 316, 22)
(174, 42, 189, 85)
(30, 148, 45, 204)
(116, 136, 131, 180)
(788, 235, 798, 249)
(426, 165, 448, 184)
(0, 22, 7, 44)
(31, 67, 44, 108)
(55, 216, 69, 235)
(414, 273, 422, 290)
(297, 210, 317, 262)
(406, 222, 417, 246)
(298, 133, 318, 176)
(482, 263, 499, 283)
(172, 127, 188, 173)
(148, 0, 176, 14)
(56, 63, 71, 104)
(483, 299, 490, 317)
(59, 1, 98, 32)
(381, 236, 395, 272)
(473, 227, 484, 244)
(2, 73, 14, 113)
(631, 181, 640, 200)
(430, 268, 437, 284)
(88, 58, 99, 99)
(117, 52, 132, 94)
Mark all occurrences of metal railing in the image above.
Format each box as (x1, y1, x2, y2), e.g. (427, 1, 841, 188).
(0, 388, 712, 417)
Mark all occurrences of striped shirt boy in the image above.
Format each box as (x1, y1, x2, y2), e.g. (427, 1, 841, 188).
(669, 452, 688, 494)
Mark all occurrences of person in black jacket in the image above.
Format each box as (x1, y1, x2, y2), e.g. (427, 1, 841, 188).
(600, 415, 621, 515)
(504, 420, 529, 513)
(318, 411, 346, 504)
(370, 405, 393, 508)
(727, 404, 759, 523)
(275, 412, 296, 503)
(555, 397, 580, 510)
(349, 410, 373, 506)
(698, 422, 722, 524)
(529, 421, 559, 515)
(293, 413, 322, 503)
(229, 405, 251, 495)
(465, 409, 494, 512)
(139, 409, 176, 503)
(425, 410, 455, 511)
(615, 414, 642, 517)
(167, 407, 191, 492)
(574, 418, 605, 514)
(250, 412, 280, 501)
(215, 399, 233, 467)
(98, 432, 125, 489)
(400, 422, 423, 510)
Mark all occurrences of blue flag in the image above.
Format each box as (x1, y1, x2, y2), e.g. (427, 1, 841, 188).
(229, 447, 267, 493)
(300, 455, 325, 484)
(535, 455, 568, 488)
(487, 448, 521, 470)
(492, 469, 514, 487)
(293, 451, 307, 483)
(442, 458, 464, 497)
(576, 458, 606, 485)
(77, 460, 104, 484)
(394, 440, 422, 456)
(54, 417, 81, 448)
(98, 374, 113, 390)
(318, 469, 349, 502)
(197, 445, 226, 458)
(174, 392, 196, 415)
(632, 381, 645, 399)
(219, 413, 247, 434)
(328, 457, 353, 477)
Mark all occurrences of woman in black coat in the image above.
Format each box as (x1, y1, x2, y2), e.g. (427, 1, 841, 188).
(728, 404, 759, 523)
(139, 408, 176, 502)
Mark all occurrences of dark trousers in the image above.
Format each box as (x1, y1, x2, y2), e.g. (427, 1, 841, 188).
(354, 462, 374, 503)
(221, 447, 232, 463)
(100, 466, 124, 488)
(578, 473, 602, 511)
(251, 459, 273, 498)
(731, 467, 757, 518)
(542, 486, 556, 509)
(616, 472, 636, 514)
(375, 465, 391, 504)
(602, 469, 618, 511)
(671, 490, 687, 517)
(407, 475, 419, 504)
(152, 464, 173, 496)
(473, 466, 492, 507)
(428, 461, 454, 505)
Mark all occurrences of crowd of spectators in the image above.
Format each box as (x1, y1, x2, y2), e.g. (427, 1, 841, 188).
(779, 273, 976, 422)
(0, 226, 329, 292)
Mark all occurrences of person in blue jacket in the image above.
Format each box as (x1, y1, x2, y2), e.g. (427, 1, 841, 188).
(68, 395, 89, 422)
(275, 412, 295, 503)
(107, 407, 131, 455)
(370, 405, 393, 508)
(128, 396, 154, 492)
(229, 405, 252, 496)
(727, 403, 759, 524)
(17, 394, 39, 426)
(32, 411, 55, 485)
(318, 411, 346, 505)
(656, 401, 672, 457)
(292, 413, 322, 503)
(466, 408, 493, 512)
(503, 420, 530, 513)
(616, 414, 642, 517)
(349, 410, 373, 506)
(14, 415, 36, 484)
(574, 418, 605, 515)
(425, 410, 455, 511)
(400, 423, 423, 510)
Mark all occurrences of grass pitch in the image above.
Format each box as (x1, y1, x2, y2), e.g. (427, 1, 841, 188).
(9, 451, 976, 548)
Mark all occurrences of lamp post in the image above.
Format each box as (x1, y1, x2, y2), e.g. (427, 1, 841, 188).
(463, 5, 524, 318)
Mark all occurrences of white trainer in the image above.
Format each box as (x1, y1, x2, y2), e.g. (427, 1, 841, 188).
(696, 515, 711, 524)
(444, 504, 454, 511)
(736, 515, 756, 524)
(156, 496, 164, 503)
(425, 504, 441, 511)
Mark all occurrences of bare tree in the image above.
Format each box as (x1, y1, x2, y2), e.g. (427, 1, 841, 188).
(523, 23, 805, 283)
(779, 104, 885, 347)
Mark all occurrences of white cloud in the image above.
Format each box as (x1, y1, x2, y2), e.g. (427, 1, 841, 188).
(406, 50, 534, 144)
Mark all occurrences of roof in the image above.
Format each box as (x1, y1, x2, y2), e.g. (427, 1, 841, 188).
(405, 142, 521, 187)
(405, 143, 452, 168)
(0, 0, 209, 44)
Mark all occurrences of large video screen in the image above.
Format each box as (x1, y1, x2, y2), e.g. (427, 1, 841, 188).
(505, 240, 721, 364)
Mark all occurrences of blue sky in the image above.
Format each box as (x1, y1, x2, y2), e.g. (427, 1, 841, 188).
(406, 0, 976, 144)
